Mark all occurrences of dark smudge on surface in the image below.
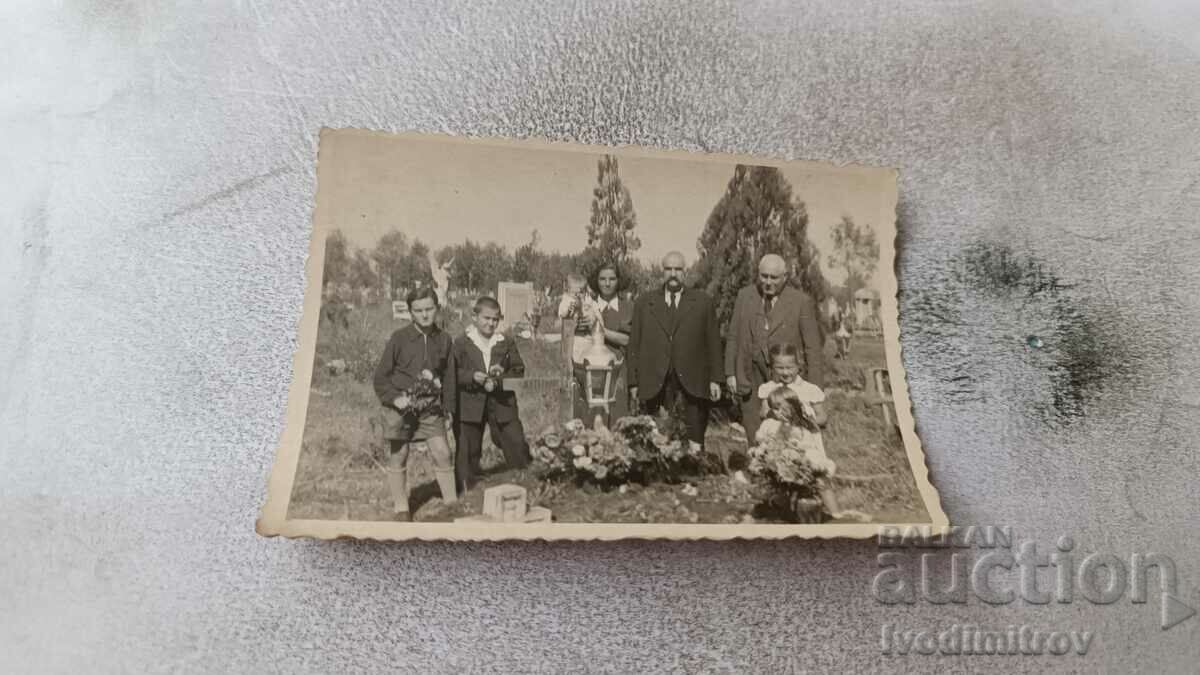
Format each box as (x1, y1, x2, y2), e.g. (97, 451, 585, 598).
(904, 241, 1136, 427)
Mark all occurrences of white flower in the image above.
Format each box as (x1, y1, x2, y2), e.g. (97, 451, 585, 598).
(573, 456, 593, 468)
(571, 444, 586, 457)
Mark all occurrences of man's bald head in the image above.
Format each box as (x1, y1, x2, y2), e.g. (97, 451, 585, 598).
(662, 251, 686, 292)
(757, 253, 789, 297)
(759, 254, 787, 276)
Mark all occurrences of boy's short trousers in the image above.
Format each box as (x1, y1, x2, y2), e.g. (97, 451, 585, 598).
(380, 407, 447, 443)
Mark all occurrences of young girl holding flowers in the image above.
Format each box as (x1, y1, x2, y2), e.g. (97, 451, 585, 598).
(753, 385, 841, 521)
(755, 385, 836, 475)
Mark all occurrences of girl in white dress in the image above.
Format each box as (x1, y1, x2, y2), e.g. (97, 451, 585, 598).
(755, 385, 836, 476)
(756, 343, 828, 433)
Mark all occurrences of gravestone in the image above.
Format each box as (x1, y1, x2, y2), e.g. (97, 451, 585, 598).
(497, 281, 534, 329)
(509, 318, 576, 430)
(483, 484, 528, 522)
(454, 484, 552, 524)
(503, 372, 574, 432)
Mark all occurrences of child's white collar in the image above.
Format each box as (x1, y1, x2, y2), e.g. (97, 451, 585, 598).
(467, 325, 504, 345)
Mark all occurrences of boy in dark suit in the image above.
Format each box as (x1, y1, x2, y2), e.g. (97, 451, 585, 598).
(452, 296, 531, 489)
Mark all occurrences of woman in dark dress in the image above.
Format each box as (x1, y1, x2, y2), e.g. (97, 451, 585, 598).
(573, 261, 634, 423)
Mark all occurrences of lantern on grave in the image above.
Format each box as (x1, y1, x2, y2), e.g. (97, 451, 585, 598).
(581, 312, 622, 427)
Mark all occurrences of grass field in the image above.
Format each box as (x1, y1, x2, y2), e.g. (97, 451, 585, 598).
(288, 300, 930, 524)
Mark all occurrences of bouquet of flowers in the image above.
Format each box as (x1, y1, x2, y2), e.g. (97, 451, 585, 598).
(531, 419, 635, 487)
(396, 369, 444, 417)
(484, 365, 505, 393)
(748, 433, 830, 522)
(612, 415, 702, 482)
(533, 413, 714, 488)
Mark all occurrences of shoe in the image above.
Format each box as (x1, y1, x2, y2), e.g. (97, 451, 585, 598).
(394, 511, 412, 522)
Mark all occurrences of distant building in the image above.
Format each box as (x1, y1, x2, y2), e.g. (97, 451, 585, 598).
(853, 288, 882, 332)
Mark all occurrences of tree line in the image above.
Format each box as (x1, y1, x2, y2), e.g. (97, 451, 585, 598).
(321, 155, 879, 332)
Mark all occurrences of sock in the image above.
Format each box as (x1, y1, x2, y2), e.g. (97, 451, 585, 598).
(434, 468, 458, 504)
(386, 468, 409, 513)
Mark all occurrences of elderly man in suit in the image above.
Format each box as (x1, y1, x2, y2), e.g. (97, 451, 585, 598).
(628, 251, 723, 447)
(725, 253, 826, 444)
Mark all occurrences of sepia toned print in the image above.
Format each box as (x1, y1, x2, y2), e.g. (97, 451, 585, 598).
(257, 129, 947, 540)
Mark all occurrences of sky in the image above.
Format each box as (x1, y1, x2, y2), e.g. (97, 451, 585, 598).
(322, 132, 891, 282)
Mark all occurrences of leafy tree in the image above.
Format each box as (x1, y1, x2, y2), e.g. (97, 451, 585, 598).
(371, 230, 410, 296)
(826, 216, 879, 306)
(693, 165, 827, 334)
(322, 229, 351, 289)
(479, 242, 513, 293)
(586, 155, 641, 266)
(407, 239, 432, 288)
(513, 229, 541, 284)
(528, 249, 573, 295)
(439, 240, 482, 293)
(626, 258, 665, 298)
(347, 249, 378, 293)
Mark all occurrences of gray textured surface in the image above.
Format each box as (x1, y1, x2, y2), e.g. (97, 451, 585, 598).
(3, 1, 1199, 672)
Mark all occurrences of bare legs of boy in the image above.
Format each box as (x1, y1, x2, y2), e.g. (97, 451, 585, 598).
(385, 437, 457, 521)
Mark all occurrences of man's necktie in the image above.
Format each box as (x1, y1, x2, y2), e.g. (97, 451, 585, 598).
(670, 292, 679, 309)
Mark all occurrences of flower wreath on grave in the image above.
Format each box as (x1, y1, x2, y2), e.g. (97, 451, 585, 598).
(531, 415, 705, 489)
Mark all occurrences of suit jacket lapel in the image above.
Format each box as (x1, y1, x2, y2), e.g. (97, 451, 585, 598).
(463, 333, 492, 369)
(674, 290, 698, 334)
(465, 339, 485, 373)
(766, 291, 785, 337)
(650, 293, 671, 336)
(750, 289, 768, 340)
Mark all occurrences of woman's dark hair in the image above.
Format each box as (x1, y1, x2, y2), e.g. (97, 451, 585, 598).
(406, 286, 440, 308)
(588, 260, 626, 297)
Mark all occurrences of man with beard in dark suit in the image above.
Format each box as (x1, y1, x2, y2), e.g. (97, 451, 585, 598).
(627, 251, 723, 449)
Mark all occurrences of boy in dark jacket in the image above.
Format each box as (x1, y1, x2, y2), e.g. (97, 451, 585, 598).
(372, 287, 457, 521)
(451, 296, 531, 489)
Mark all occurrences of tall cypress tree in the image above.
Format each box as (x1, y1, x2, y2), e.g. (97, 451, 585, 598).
(694, 165, 827, 333)
(585, 155, 641, 270)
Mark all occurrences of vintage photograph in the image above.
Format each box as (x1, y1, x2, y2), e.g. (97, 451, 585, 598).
(257, 130, 946, 540)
